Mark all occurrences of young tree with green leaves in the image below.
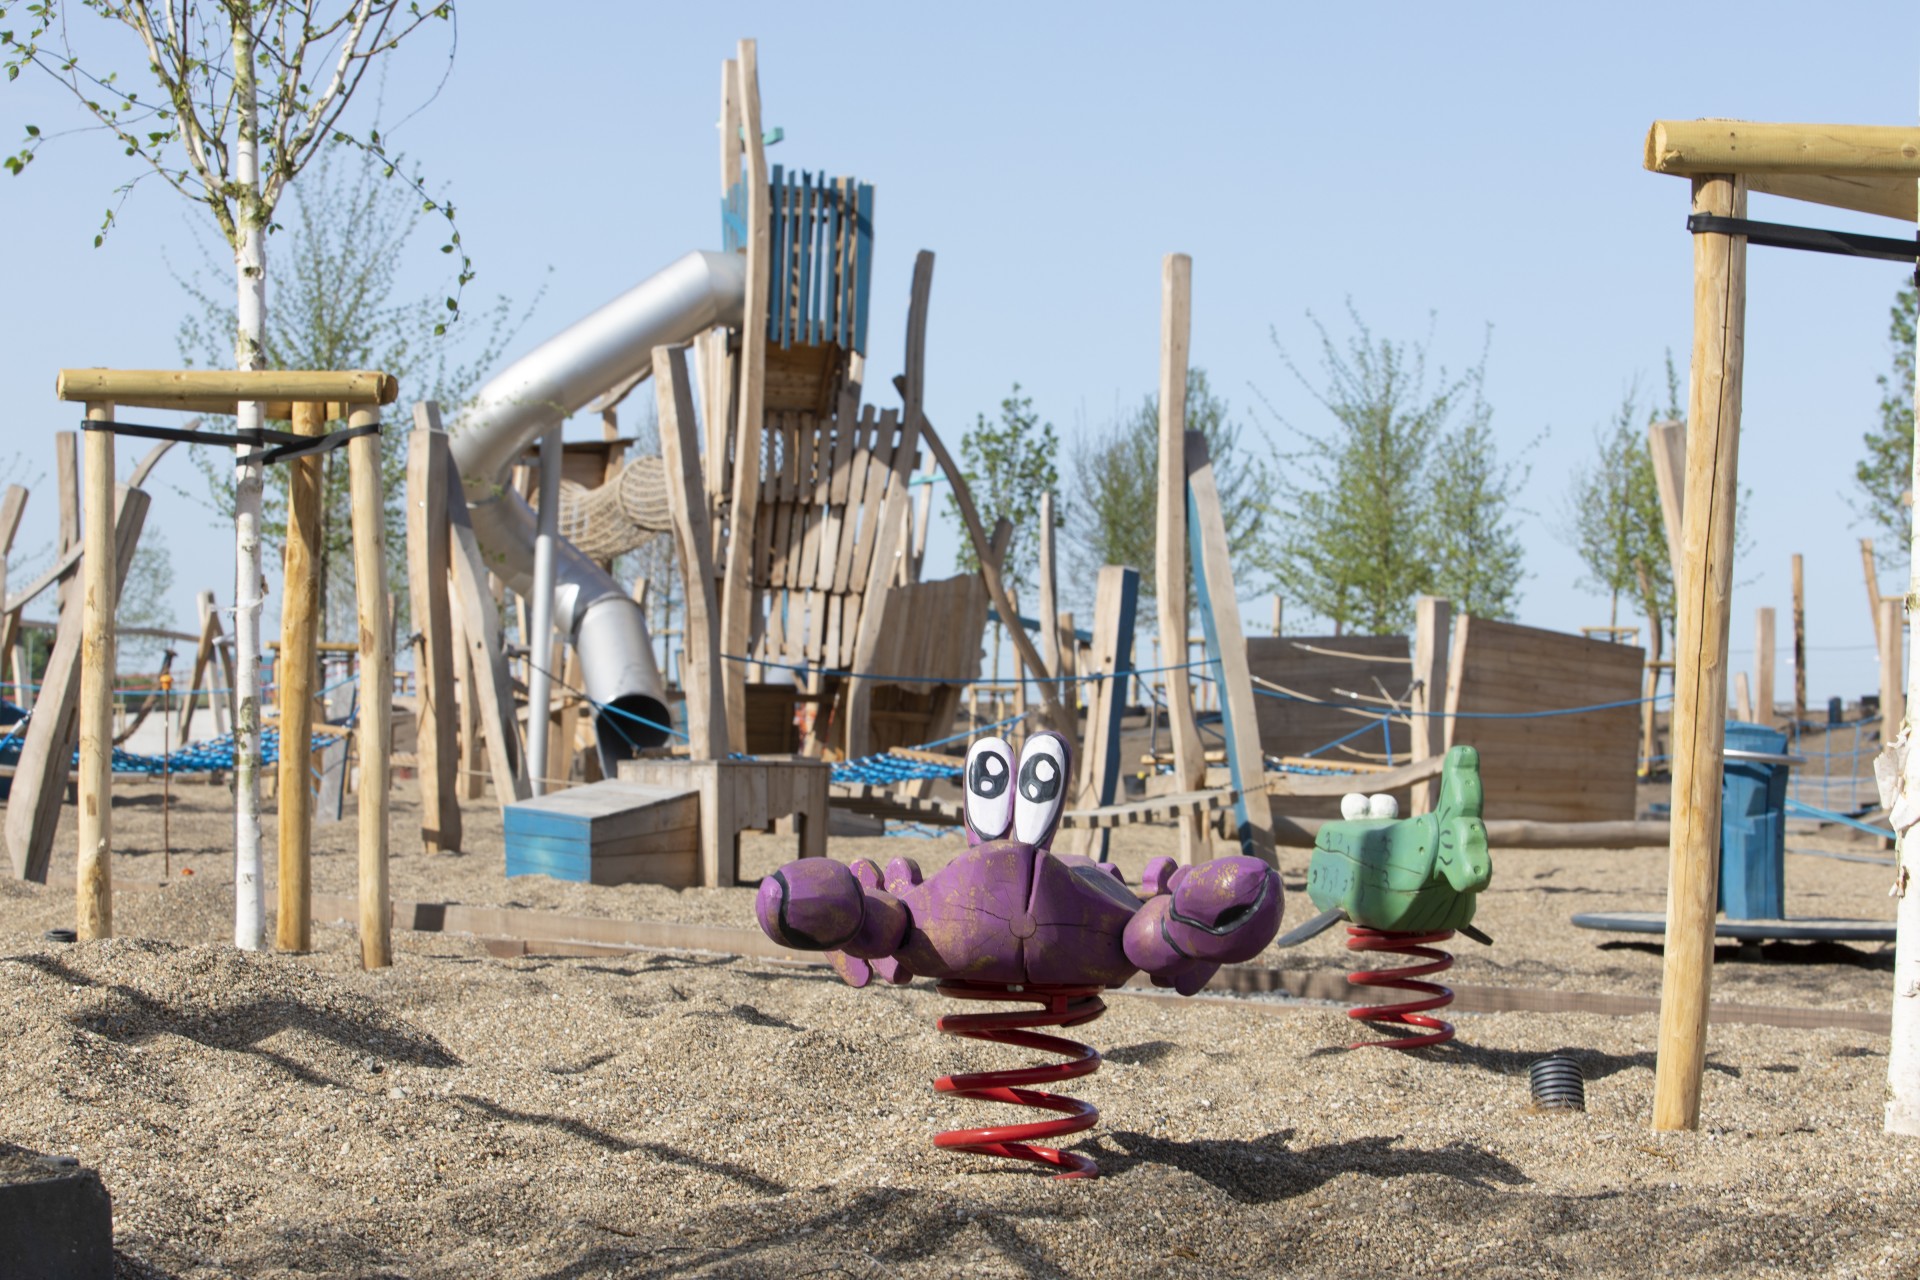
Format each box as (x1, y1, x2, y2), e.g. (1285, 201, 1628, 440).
(1066, 367, 1273, 608)
(2, 0, 458, 951)
(1857, 283, 1916, 567)
(1562, 387, 1670, 631)
(1266, 308, 1527, 634)
(947, 384, 1060, 595)
(174, 145, 538, 641)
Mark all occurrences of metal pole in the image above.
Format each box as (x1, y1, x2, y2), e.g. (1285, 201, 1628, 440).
(525, 428, 563, 795)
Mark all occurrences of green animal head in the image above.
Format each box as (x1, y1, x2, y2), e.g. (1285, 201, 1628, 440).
(1433, 745, 1490, 895)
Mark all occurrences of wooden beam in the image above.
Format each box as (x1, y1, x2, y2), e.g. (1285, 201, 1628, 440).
(276, 401, 325, 952)
(1155, 253, 1206, 863)
(1648, 419, 1687, 590)
(717, 39, 770, 752)
(1882, 597, 1905, 753)
(1410, 596, 1452, 814)
(655, 344, 728, 760)
(446, 455, 529, 805)
(1057, 566, 1139, 862)
(55, 368, 396, 409)
(9, 484, 149, 883)
(1654, 173, 1748, 1134)
(348, 407, 393, 969)
(1792, 553, 1807, 724)
(406, 407, 461, 854)
(1755, 607, 1776, 729)
(1184, 430, 1274, 866)
(1644, 120, 1920, 222)
(75, 404, 116, 939)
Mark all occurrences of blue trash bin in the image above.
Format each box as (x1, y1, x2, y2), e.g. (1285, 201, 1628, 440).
(1720, 721, 1789, 920)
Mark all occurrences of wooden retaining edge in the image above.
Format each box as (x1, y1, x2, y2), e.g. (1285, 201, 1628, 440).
(308, 893, 1890, 1035)
(827, 784, 1235, 831)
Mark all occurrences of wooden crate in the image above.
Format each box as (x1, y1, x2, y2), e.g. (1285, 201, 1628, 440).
(503, 779, 702, 886)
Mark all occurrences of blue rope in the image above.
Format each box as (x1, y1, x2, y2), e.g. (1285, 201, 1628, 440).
(1784, 797, 1895, 841)
(1251, 683, 1668, 720)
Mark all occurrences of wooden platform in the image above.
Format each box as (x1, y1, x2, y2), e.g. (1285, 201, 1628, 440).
(503, 779, 703, 887)
(615, 756, 828, 886)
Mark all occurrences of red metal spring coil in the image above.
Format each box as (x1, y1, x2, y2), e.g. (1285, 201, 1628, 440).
(1344, 926, 1456, 1050)
(931, 981, 1106, 1179)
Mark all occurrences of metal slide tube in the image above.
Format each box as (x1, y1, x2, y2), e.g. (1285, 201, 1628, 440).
(450, 250, 746, 772)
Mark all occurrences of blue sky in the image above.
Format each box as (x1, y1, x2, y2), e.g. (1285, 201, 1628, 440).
(0, 2, 1913, 700)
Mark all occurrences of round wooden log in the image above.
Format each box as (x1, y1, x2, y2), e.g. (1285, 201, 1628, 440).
(75, 403, 115, 940)
(55, 369, 396, 409)
(274, 402, 325, 952)
(348, 407, 393, 970)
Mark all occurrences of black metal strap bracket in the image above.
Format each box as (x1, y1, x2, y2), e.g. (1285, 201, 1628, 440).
(1688, 213, 1920, 281)
(79, 418, 381, 465)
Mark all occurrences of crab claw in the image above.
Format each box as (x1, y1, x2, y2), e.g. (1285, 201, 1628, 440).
(756, 859, 909, 961)
(1123, 856, 1282, 979)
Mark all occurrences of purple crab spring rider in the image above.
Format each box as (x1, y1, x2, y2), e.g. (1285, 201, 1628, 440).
(755, 731, 1284, 1178)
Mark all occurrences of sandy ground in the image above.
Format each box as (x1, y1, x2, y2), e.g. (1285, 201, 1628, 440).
(2, 773, 1915, 1279)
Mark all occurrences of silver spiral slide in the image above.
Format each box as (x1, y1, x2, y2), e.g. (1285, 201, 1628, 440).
(450, 250, 747, 769)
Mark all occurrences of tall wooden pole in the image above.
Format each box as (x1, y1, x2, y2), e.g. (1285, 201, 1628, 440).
(656, 344, 728, 760)
(349, 407, 392, 969)
(75, 404, 116, 940)
(1864, 538, 1884, 647)
(275, 401, 324, 952)
(406, 411, 460, 853)
(1410, 596, 1452, 814)
(1791, 554, 1806, 724)
(1155, 253, 1206, 863)
(1038, 492, 1060, 683)
(1755, 607, 1776, 729)
(1653, 173, 1747, 1133)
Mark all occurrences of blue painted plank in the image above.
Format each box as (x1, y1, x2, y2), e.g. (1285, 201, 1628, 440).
(797, 170, 815, 348)
(1187, 461, 1254, 857)
(852, 183, 875, 354)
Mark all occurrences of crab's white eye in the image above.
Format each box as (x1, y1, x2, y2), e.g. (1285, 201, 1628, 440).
(1367, 794, 1399, 820)
(965, 737, 1015, 841)
(1013, 732, 1071, 847)
(1341, 793, 1368, 821)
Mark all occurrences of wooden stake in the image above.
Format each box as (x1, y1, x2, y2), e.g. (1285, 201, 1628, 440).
(1038, 492, 1059, 682)
(1648, 419, 1688, 590)
(1733, 671, 1754, 723)
(75, 404, 116, 940)
(1058, 566, 1139, 862)
(1755, 607, 1776, 729)
(453, 612, 484, 801)
(717, 39, 770, 751)
(656, 344, 728, 759)
(1882, 597, 1905, 746)
(1654, 173, 1748, 1134)
(1272, 595, 1282, 638)
(1184, 431, 1274, 865)
(1410, 596, 1453, 814)
(406, 407, 460, 853)
(275, 401, 324, 952)
(1792, 553, 1807, 724)
(348, 407, 392, 968)
(1155, 253, 1206, 862)
(447, 459, 529, 804)
(1864, 538, 1884, 647)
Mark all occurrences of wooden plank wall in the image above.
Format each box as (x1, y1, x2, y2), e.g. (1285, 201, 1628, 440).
(753, 405, 911, 673)
(1245, 635, 1413, 764)
(1444, 616, 1645, 822)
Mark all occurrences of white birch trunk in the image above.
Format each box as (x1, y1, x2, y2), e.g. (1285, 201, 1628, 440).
(230, 18, 267, 950)
(1887, 171, 1920, 1133)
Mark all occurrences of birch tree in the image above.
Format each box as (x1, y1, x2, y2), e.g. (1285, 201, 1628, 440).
(2, 1, 457, 949)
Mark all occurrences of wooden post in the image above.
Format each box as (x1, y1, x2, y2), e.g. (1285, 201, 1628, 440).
(1155, 254, 1206, 863)
(656, 344, 728, 760)
(1185, 431, 1274, 865)
(75, 405, 116, 939)
(348, 407, 392, 968)
(453, 615, 484, 801)
(1653, 172, 1748, 1134)
(1864, 538, 1884, 647)
(1648, 419, 1688, 590)
(1038, 492, 1059, 683)
(1410, 596, 1453, 814)
(717, 38, 770, 751)
(447, 462, 529, 804)
(1882, 597, 1904, 751)
(1058, 566, 1139, 861)
(1733, 671, 1754, 723)
(1755, 607, 1776, 729)
(1271, 595, 1282, 638)
(1791, 553, 1806, 724)
(1888, 213, 1920, 1129)
(275, 401, 324, 952)
(406, 408, 460, 853)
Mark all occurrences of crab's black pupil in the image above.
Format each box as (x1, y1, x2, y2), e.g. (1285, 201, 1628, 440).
(1019, 754, 1060, 802)
(970, 752, 1009, 799)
